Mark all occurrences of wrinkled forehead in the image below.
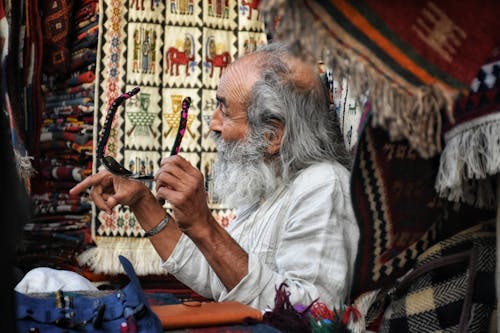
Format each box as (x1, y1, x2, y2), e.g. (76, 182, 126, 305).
(217, 55, 263, 106)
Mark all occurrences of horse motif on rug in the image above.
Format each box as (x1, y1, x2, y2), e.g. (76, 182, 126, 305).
(165, 34, 195, 76)
(205, 36, 231, 78)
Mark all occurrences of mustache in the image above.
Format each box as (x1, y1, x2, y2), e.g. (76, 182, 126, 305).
(211, 131, 221, 142)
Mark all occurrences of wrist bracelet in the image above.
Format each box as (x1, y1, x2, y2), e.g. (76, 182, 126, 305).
(144, 214, 170, 237)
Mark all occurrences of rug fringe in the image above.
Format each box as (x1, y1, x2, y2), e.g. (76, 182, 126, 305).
(435, 113, 500, 209)
(77, 236, 167, 275)
(14, 150, 36, 182)
(347, 290, 379, 333)
(260, 0, 457, 158)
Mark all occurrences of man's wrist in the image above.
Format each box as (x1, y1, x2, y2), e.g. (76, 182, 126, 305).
(144, 214, 170, 237)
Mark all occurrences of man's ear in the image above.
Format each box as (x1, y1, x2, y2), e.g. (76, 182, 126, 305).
(266, 120, 284, 155)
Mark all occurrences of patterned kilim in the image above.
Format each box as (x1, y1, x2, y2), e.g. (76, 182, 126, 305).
(349, 117, 444, 299)
(378, 221, 496, 333)
(349, 118, 493, 303)
(79, 0, 267, 275)
(260, 0, 500, 158)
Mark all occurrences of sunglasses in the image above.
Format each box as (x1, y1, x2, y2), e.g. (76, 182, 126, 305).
(96, 87, 191, 180)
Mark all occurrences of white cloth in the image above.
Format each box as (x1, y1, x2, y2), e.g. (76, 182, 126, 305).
(15, 267, 98, 294)
(162, 161, 359, 310)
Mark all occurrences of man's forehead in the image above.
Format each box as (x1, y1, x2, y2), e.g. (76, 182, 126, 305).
(217, 58, 261, 101)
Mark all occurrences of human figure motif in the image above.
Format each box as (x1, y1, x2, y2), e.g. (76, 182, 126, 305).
(223, 0, 229, 18)
(149, 31, 157, 74)
(142, 30, 151, 74)
(148, 160, 154, 176)
(207, 0, 213, 16)
(131, 0, 145, 10)
(132, 28, 140, 73)
(130, 0, 138, 10)
(129, 159, 136, 174)
(140, 160, 146, 176)
(188, 0, 194, 14)
(178, 0, 187, 14)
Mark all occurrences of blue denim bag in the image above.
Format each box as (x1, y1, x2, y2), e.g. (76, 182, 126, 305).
(15, 255, 163, 333)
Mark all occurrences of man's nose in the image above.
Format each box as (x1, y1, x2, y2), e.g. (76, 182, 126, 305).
(209, 108, 222, 132)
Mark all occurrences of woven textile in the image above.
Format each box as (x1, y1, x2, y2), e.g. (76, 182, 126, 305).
(347, 118, 495, 332)
(80, 0, 267, 275)
(41, 0, 74, 77)
(378, 221, 496, 333)
(260, 0, 500, 158)
(350, 117, 444, 299)
(435, 55, 500, 209)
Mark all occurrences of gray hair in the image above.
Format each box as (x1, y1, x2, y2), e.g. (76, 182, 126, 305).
(245, 42, 351, 183)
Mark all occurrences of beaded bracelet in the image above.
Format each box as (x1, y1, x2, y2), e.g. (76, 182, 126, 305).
(144, 214, 170, 237)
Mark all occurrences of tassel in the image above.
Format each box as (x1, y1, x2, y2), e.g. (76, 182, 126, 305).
(262, 283, 313, 333)
(435, 113, 500, 209)
(263, 283, 355, 333)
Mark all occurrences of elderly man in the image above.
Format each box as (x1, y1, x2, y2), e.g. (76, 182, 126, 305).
(70, 42, 359, 310)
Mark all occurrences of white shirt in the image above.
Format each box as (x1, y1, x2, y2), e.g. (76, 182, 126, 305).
(162, 161, 359, 311)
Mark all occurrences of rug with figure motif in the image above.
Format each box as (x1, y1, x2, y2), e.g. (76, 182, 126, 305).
(80, 0, 268, 275)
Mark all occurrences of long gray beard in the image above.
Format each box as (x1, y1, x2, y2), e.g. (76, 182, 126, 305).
(212, 134, 280, 209)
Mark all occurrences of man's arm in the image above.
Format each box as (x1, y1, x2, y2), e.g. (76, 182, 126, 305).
(69, 169, 182, 259)
(69, 161, 250, 292)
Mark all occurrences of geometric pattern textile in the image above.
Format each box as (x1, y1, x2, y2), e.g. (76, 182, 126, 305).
(260, 0, 500, 158)
(80, 0, 267, 275)
(348, 115, 495, 306)
(349, 117, 444, 300)
(378, 221, 496, 333)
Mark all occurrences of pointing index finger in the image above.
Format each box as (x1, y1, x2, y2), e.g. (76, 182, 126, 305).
(69, 171, 109, 196)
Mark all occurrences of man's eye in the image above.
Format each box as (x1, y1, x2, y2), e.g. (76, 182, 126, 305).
(217, 102, 227, 116)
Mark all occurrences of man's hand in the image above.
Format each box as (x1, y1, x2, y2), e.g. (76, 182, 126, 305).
(154, 155, 212, 235)
(69, 169, 151, 214)
(155, 155, 249, 289)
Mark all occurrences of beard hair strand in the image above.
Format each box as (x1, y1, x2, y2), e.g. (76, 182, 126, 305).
(212, 133, 279, 208)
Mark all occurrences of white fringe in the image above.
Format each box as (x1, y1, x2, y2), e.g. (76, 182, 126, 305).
(435, 113, 500, 209)
(77, 236, 167, 276)
(259, 0, 457, 158)
(347, 289, 380, 333)
(14, 150, 36, 181)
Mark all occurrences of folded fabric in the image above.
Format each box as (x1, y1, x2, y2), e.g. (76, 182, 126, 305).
(76, 20, 98, 36)
(40, 139, 93, 154)
(29, 213, 90, 223)
(15, 267, 98, 293)
(45, 89, 94, 103)
(45, 82, 95, 95)
(71, 33, 98, 51)
(74, 2, 98, 22)
(44, 104, 94, 117)
(70, 47, 97, 71)
(76, 14, 98, 30)
(24, 220, 89, 232)
(40, 131, 92, 145)
(65, 70, 95, 86)
(45, 97, 93, 108)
